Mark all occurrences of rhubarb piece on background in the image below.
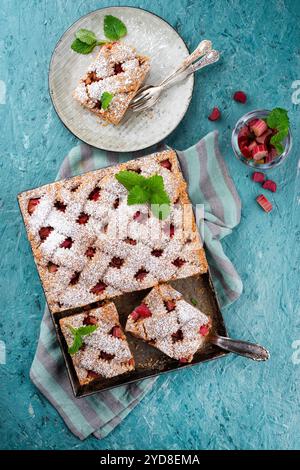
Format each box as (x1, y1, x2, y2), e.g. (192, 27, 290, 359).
(252, 172, 265, 183)
(208, 107, 221, 121)
(256, 194, 273, 213)
(18, 149, 208, 314)
(233, 90, 247, 103)
(250, 119, 268, 137)
(59, 302, 134, 386)
(73, 42, 150, 125)
(125, 284, 211, 363)
(252, 144, 268, 161)
(262, 180, 277, 192)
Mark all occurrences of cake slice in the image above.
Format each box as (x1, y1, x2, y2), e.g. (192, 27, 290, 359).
(73, 42, 150, 124)
(125, 284, 211, 363)
(59, 302, 134, 385)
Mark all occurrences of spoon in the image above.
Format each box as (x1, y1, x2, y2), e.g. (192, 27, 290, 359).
(209, 335, 270, 361)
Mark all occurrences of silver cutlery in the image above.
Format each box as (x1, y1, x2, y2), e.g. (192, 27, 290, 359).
(209, 335, 270, 361)
(130, 49, 220, 112)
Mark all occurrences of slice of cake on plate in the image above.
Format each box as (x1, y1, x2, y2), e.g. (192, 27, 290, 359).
(73, 42, 150, 125)
(59, 302, 134, 385)
(125, 284, 211, 363)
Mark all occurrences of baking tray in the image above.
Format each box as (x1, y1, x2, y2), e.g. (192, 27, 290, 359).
(18, 156, 229, 398)
(53, 272, 228, 397)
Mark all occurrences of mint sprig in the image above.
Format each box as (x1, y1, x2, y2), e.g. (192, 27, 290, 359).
(67, 324, 98, 355)
(266, 108, 290, 154)
(104, 15, 127, 41)
(71, 16, 127, 54)
(101, 91, 114, 110)
(115, 171, 171, 220)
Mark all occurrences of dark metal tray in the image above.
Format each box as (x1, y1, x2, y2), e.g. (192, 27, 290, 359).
(53, 272, 228, 398)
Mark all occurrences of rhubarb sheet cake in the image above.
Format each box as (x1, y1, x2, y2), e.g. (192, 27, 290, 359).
(59, 302, 134, 385)
(18, 149, 208, 314)
(126, 284, 211, 363)
(73, 42, 150, 125)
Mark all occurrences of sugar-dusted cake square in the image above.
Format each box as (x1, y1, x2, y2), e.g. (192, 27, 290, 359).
(59, 302, 134, 385)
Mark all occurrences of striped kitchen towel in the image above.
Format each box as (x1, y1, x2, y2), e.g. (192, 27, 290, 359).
(30, 130, 242, 440)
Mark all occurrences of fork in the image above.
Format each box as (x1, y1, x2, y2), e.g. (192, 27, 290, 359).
(130, 39, 212, 108)
(130, 49, 220, 112)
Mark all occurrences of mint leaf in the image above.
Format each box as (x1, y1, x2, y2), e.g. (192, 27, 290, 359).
(127, 185, 149, 205)
(68, 334, 83, 355)
(266, 108, 289, 130)
(104, 15, 127, 41)
(67, 324, 98, 355)
(145, 175, 164, 193)
(76, 28, 97, 45)
(101, 91, 114, 110)
(115, 171, 145, 191)
(149, 188, 170, 206)
(71, 38, 96, 54)
(190, 298, 198, 306)
(76, 325, 98, 336)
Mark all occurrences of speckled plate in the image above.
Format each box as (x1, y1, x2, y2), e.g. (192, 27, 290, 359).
(49, 6, 194, 152)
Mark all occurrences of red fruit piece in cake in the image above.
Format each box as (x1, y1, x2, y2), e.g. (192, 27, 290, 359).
(208, 107, 221, 121)
(252, 172, 265, 183)
(47, 261, 58, 273)
(256, 128, 273, 145)
(233, 91, 247, 103)
(250, 119, 268, 137)
(88, 187, 101, 201)
(131, 310, 140, 321)
(256, 194, 272, 213)
(135, 268, 148, 281)
(160, 159, 172, 170)
(199, 324, 210, 336)
(111, 326, 123, 338)
(76, 212, 89, 224)
(90, 281, 107, 294)
(60, 237, 73, 249)
(39, 226, 53, 241)
(179, 357, 189, 363)
(28, 198, 40, 215)
(252, 144, 268, 161)
(165, 300, 176, 312)
(135, 303, 152, 318)
(262, 180, 277, 192)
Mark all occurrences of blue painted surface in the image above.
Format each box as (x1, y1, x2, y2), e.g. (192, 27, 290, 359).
(1, 0, 300, 450)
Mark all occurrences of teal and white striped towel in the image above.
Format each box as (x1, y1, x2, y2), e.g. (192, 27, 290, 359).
(30, 130, 242, 440)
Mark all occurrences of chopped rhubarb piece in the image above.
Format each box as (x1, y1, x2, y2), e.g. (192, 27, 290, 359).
(151, 249, 163, 257)
(54, 201, 67, 212)
(85, 246, 96, 258)
(88, 187, 101, 201)
(208, 107, 221, 121)
(160, 159, 172, 170)
(83, 315, 98, 325)
(124, 237, 137, 245)
(171, 329, 184, 342)
(131, 310, 140, 321)
(135, 268, 149, 282)
(47, 261, 58, 273)
(114, 63, 123, 74)
(172, 258, 186, 268)
(248, 118, 258, 128)
(76, 212, 89, 224)
(247, 140, 257, 152)
(135, 303, 152, 318)
(233, 91, 247, 103)
(199, 324, 210, 336)
(165, 300, 176, 312)
(240, 145, 251, 159)
(28, 197, 40, 215)
(256, 128, 273, 145)
(113, 197, 120, 209)
(179, 357, 189, 363)
(252, 144, 268, 161)
(252, 172, 265, 183)
(90, 281, 107, 294)
(99, 351, 115, 361)
(250, 119, 268, 137)
(70, 271, 80, 285)
(60, 237, 73, 249)
(256, 194, 272, 213)
(262, 180, 277, 192)
(109, 256, 124, 268)
(39, 226, 53, 241)
(267, 146, 278, 161)
(238, 125, 250, 146)
(111, 326, 123, 338)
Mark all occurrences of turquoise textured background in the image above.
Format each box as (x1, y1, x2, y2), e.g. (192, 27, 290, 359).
(0, 0, 300, 450)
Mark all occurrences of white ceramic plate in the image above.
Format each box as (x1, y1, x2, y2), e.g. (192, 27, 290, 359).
(49, 6, 194, 152)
